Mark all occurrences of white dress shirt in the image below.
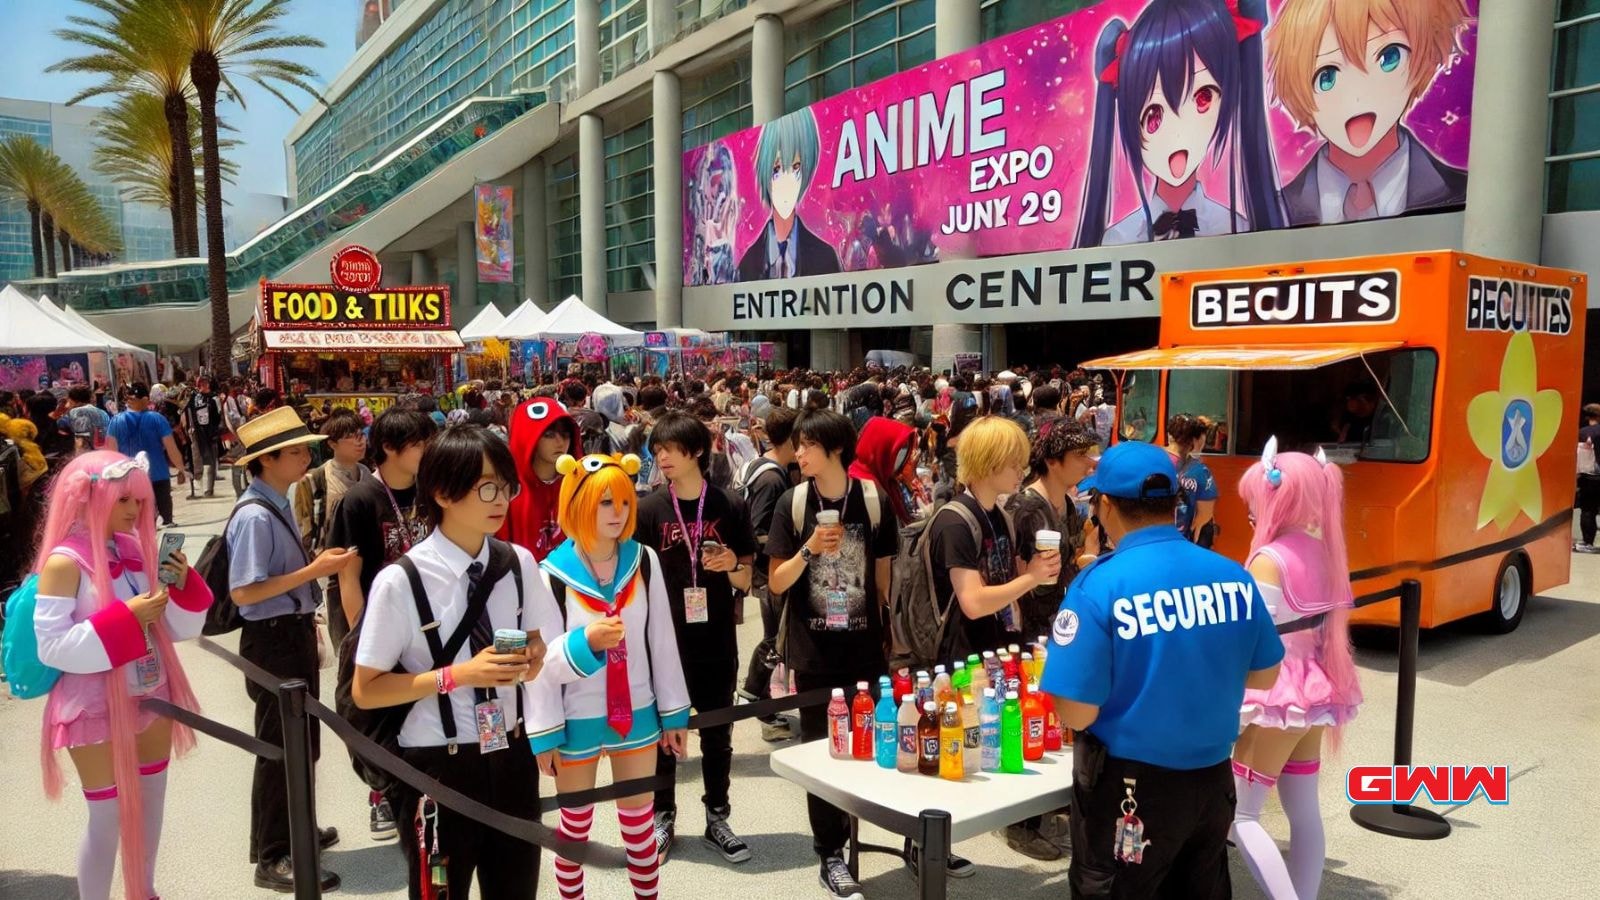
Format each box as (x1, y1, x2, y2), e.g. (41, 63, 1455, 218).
(1314, 132, 1411, 225)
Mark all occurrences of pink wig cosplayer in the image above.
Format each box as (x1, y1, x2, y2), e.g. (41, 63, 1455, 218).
(31, 451, 202, 900)
(1238, 450, 1358, 743)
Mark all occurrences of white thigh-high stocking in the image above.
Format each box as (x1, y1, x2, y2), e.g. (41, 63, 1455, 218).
(1230, 761, 1299, 900)
(78, 785, 121, 900)
(1278, 759, 1326, 900)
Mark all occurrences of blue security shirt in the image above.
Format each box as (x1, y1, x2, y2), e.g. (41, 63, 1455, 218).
(1041, 524, 1283, 770)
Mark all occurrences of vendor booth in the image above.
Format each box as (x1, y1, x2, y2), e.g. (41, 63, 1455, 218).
(254, 279, 463, 415)
(497, 295, 644, 379)
(1082, 251, 1588, 634)
(456, 302, 509, 382)
(0, 285, 154, 392)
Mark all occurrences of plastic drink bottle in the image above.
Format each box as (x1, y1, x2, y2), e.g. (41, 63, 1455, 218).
(878, 674, 893, 701)
(827, 689, 850, 759)
(933, 670, 954, 708)
(918, 702, 940, 776)
(1034, 635, 1049, 672)
(1008, 642, 1022, 659)
(1002, 653, 1022, 696)
(852, 682, 875, 760)
(1022, 683, 1046, 761)
(1021, 651, 1037, 686)
(969, 657, 989, 702)
(979, 688, 1001, 772)
(1044, 705, 1063, 752)
(893, 667, 913, 702)
(915, 672, 933, 709)
(951, 660, 970, 698)
(940, 702, 964, 780)
(875, 683, 899, 769)
(964, 654, 982, 695)
(1001, 690, 1024, 773)
(982, 651, 1000, 690)
(896, 695, 920, 772)
(959, 688, 981, 776)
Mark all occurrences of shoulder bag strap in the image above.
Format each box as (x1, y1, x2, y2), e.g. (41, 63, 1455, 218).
(397, 556, 458, 747)
(857, 478, 882, 532)
(790, 481, 810, 540)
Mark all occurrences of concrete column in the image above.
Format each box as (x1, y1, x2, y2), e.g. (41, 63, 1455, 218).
(653, 71, 683, 328)
(932, 324, 981, 375)
(931, 0, 983, 371)
(575, 0, 601, 96)
(648, 0, 678, 53)
(751, 14, 785, 125)
(410, 250, 432, 284)
(935, 0, 982, 57)
(579, 112, 608, 313)
(1461, 0, 1557, 263)
(455, 221, 478, 317)
(522, 157, 548, 303)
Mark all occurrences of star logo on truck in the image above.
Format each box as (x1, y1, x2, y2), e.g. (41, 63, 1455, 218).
(1465, 332, 1562, 530)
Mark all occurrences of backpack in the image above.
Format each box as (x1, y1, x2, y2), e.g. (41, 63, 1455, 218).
(197, 498, 309, 636)
(774, 480, 882, 658)
(3, 574, 60, 699)
(573, 408, 612, 456)
(336, 538, 523, 791)
(734, 457, 785, 505)
(302, 466, 330, 555)
(888, 500, 985, 670)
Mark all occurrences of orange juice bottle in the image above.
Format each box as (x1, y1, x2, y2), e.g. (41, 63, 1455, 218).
(939, 701, 964, 780)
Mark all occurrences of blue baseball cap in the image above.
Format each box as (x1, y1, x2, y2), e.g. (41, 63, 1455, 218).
(1076, 440, 1178, 500)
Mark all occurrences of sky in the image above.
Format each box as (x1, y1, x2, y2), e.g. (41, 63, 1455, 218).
(0, 0, 360, 199)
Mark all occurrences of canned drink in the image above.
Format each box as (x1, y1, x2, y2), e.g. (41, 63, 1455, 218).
(493, 629, 528, 653)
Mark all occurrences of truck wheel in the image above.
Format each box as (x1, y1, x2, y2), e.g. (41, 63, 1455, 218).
(1480, 554, 1529, 634)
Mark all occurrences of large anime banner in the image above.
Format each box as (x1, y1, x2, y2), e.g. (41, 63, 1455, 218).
(682, 0, 1476, 287)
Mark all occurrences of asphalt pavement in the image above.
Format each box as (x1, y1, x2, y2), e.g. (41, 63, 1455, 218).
(1, 485, 1595, 899)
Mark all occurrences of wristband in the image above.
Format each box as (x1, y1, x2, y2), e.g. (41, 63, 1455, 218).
(438, 665, 457, 694)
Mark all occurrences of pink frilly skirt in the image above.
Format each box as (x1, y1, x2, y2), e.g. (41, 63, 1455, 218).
(1240, 630, 1361, 731)
(46, 670, 171, 750)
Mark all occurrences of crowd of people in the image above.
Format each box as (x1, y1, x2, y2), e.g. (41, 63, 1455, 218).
(8, 357, 1500, 900)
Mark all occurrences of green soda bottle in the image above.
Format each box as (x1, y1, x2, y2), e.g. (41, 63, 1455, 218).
(951, 660, 970, 699)
(1000, 689, 1024, 774)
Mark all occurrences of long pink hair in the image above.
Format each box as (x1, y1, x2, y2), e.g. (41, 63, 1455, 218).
(31, 450, 201, 900)
(1239, 451, 1358, 747)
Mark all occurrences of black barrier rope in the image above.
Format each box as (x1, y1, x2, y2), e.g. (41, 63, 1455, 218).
(1275, 583, 1403, 636)
(137, 696, 283, 761)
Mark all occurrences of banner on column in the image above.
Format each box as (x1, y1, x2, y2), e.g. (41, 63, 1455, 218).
(475, 183, 515, 283)
(681, 0, 1477, 287)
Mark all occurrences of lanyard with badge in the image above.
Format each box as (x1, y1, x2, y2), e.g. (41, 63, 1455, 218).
(671, 482, 709, 624)
(375, 473, 417, 554)
(113, 548, 166, 696)
(971, 501, 1019, 633)
(1114, 777, 1150, 864)
(818, 487, 850, 630)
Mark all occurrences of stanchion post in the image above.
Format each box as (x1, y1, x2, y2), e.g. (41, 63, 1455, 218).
(1350, 579, 1451, 840)
(278, 679, 323, 899)
(917, 810, 952, 900)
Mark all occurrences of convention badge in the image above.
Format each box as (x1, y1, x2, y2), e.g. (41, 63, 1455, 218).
(475, 700, 510, 753)
(127, 633, 165, 696)
(825, 588, 849, 630)
(684, 587, 710, 624)
(1113, 779, 1150, 865)
(997, 602, 1018, 633)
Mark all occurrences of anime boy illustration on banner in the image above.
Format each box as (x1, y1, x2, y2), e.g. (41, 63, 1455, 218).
(1076, 0, 1285, 248)
(736, 108, 841, 281)
(1268, 0, 1472, 226)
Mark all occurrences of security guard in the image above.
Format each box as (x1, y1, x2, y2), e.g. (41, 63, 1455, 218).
(1041, 441, 1283, 899)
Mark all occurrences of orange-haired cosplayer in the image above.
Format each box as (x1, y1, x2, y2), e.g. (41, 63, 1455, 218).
(527, 452, 689, 900)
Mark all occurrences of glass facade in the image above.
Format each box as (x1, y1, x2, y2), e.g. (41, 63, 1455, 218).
(599, 0, 650, 83)
(605, 118, 655, 293)
(783, 0, 936, 114)
(292, 0, 575, 204)
(682, 59, 752, 148)
(980, 0, 1094, 41)
(1548, 0, 1600, 212)
(0, 115, 53, 282)
(547, 150, 581, 301)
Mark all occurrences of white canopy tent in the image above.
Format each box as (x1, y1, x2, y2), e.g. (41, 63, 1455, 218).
(39, 296, 158, 370)
(0, 285, 123, 354)
(494, 298, 550, 340)
(457, 302, 507, 342)
(524, 295, 644, 346)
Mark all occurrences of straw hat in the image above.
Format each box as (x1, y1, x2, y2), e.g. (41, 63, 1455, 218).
(234, 406, 325, 465)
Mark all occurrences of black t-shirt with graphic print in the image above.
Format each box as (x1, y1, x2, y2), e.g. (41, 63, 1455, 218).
(929, 493, 1018, 661)
(636, 483, 757, 663)
(327, 477, 429, 599)
(766, 479, 898, 676)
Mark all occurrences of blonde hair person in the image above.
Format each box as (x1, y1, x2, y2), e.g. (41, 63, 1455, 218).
(954, 415, 1032, 489)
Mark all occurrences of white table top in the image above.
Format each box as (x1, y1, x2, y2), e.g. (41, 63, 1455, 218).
(770, 739, 1074, 844)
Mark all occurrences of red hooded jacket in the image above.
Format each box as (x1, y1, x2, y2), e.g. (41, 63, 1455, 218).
(849, 417, 919, 525)
(500, 396, 581, 560)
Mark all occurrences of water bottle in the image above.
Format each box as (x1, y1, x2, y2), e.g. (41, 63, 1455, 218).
(979, 687, 1001, 772)
(1001, 690, 1024, 773)
(875, 681, 899, 769)
(896, 694, 920, 773)
(826, 688, 850, 759)
(851, 682, 875, 760)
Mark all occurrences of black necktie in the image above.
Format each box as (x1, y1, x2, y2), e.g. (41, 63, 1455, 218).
(466, 561, 493, 655)
(777, 239, 789, 278)
(1152, 208, 1199, 240)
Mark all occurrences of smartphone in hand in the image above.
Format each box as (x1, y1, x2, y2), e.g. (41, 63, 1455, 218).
(157, 532, 186, 585)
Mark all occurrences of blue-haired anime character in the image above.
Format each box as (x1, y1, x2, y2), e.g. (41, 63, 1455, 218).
(1076, 0, 1285, 248)
(736, 109, 841, 282)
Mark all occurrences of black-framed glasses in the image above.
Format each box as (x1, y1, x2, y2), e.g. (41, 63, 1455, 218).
(475, 481, 521, 502)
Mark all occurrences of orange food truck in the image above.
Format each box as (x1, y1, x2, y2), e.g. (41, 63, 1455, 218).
(1083, 251, 1587, 633)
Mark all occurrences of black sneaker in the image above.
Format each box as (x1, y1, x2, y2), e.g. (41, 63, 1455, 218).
(906, 843, 975, 879)
(654, 809, 676, 865)
(819, 854, 864, 900)
(253, 857, 342, 894)
(703, 807, 752, 863)
(319, 826, 340, 851)
(371, 796, 398, 841)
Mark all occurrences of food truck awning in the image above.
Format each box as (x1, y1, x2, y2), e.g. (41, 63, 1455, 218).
(1081, 342, 1405, 371)
(263, 329, 465, 352)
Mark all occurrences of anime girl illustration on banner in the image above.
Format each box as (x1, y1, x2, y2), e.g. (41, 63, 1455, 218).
(735, 108, 841, 282)
(1268, 0, 1472, 226)
(1077, 0, 1286, 248)
(687, 142, 741, 286)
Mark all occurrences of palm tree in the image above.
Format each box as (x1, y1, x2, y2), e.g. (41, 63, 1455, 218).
(94, 90, 238, 220)
(48, 163, 122, 266)
(0, 136, 60, 277)
(51, 0, 201, 256)
(172, 0, 323, 370)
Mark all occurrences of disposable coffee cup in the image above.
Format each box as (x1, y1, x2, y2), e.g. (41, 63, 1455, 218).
(1035, 530, 1062, 585)
(816, 510, 841, 527)
(493, 629, 529, 654)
